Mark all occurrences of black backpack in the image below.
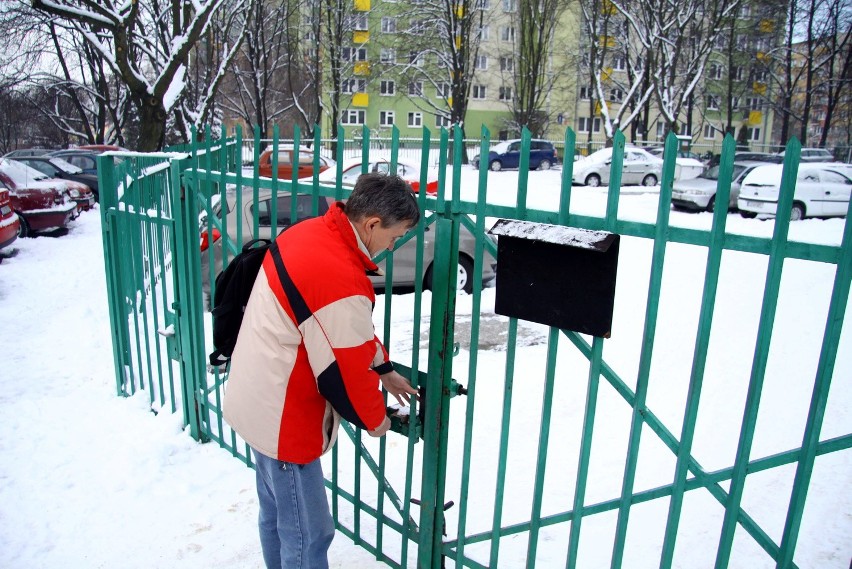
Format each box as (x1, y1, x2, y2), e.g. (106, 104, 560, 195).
(208, 238, 275, 366)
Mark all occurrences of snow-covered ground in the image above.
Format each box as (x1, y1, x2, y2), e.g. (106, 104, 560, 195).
(1, 169, 850, 568)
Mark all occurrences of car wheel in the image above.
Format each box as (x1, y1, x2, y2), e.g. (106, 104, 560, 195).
(642, 174, 658, 186)
(538, 159, 552, 171)
(490, 160, 503, 172)
(740, 211, 757, 219)
(585, 174, 601, 187)
(706, 195, 716, 213)
(17, 214, 30, 238)
(423, 255, 475, 295)
(472, 158, 479, 168)
(791, 203, 806, 221)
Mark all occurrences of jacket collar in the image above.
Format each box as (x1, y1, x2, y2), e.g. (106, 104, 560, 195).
(324, 202, 378, 272)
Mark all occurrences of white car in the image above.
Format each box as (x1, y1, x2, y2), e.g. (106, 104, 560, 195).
(572, 146, 663, 187)
(671, 161, 765, 212)
(737, 163, 852, 220)
(316, 158, 438, 195)
(647, 148, 706, 180)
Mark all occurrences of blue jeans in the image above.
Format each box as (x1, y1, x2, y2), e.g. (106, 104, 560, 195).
(252, 450, 335, 569)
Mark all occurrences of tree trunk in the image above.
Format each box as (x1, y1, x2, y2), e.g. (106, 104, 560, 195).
(137, 95, 167, 152)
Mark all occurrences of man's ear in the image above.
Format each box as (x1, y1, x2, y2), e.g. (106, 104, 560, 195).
(366, 216, 382, 230)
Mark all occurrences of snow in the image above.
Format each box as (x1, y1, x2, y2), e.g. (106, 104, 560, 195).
(1, 169, 850, 568)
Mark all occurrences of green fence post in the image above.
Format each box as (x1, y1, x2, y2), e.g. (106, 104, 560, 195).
(418, 131, 459, 569)
(98, 153, 132, 397)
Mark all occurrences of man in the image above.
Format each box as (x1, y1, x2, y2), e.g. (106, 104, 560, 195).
(223, 172, 420, 569)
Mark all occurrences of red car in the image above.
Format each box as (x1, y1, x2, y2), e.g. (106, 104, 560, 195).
(256, 146, 334, 179)
(0, 181, 21, 251)
(0, 159, 77, 237)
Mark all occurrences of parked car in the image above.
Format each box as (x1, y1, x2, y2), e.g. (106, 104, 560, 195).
(671, 161, 766, 212)
(316, 158, 439, 195)
(49, 149, 101, 175)
(775, 147, 835, 163)
(1, 159, 94, 213)
(646, 148, 707, 180)
(3, 148, 53, 159)
(0, 159, 77, 237)
(572, 146, 663, 187)
(737, 163, 852, 220)
(76, 144, 129, 152)
(256, 146, 334, 179)
(471, 139, 558, 171)
(14, 155, 100, 202)
(706, 152, 783, 168)
(0, 180, 21, 251)
(199, 186, 497, 300)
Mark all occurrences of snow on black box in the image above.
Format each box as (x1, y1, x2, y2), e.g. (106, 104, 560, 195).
(488, 219, 620, 338)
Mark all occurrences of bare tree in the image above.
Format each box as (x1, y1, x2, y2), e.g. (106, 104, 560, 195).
(614, 0, 742, 139)
(31, 0, 254, 151)
(500, 0, 571, 137)
(818, 0, 852, 147)
(382, 0, 486, 158)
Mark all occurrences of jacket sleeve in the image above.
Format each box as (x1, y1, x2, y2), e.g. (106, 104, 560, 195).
(300, 294, 388, 431)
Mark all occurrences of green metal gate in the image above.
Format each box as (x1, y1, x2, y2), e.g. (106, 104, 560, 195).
(100, 127, 851, 568)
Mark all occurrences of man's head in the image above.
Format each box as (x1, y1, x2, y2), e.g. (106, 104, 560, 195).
(344, 172, 420, 257)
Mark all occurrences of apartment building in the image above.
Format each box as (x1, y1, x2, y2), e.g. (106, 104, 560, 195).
(305, 0, 780, 151)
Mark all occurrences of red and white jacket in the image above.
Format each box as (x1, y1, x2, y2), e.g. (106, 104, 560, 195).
(223, 203, 391, 463)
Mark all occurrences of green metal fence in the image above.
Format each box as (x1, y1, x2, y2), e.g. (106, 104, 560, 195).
(99, 126, 851, 568)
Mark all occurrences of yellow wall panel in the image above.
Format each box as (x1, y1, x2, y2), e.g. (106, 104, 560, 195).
(748, 110, 762, 126)
(353, 30, 369, 44)
(354, 61, 371, 75)
(354, 0, 370, 11)
(352, 93, 369, 107)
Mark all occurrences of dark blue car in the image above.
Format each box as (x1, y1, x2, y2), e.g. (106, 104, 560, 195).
(472, 139, 558, 171)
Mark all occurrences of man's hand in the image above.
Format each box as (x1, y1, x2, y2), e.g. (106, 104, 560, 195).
(368, 415, 391, 437)
(380, 370, 418, 406)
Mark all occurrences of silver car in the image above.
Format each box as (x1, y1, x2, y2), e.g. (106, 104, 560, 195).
(671, 161, 765, 212)
(199, 187, 498, 302)
(572, 146, 663, 187)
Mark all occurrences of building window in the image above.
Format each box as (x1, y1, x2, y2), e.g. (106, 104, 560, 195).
(501, 26, 515, 42)
(746, 97, 762, 110)
(380, 79, 395, 95)
(706, 95, 719, 110)
(610, 88, 624, 102)
(478, 25, 490, 41)
(612, 56, 626, 71)
(409, 51, 424, 66)
(580, 86, 592, 100)
(472, 84, 487, 99)
(577, 117, 601, 133)
(380, 49, 396, 64)
(656, 123, 665, 137)
(503, 0, 517, 12)
(342, 78, 367, 94)
(410, 20, 426, 35)
(499, 86, 513, 100)
(748, 127, 761, 141)
(476, 0, 490, 9)
(341, 109, 365, 125)
(408, 112, 423, 127)
(500, 57, 513, 72)
(752, 68, 768, 82)
(343, 47, 367, 61)
(380, 111, 395, 126)
(709, 63, 723, 80)
(731, 66, 745, 81)
(437, 83, 451, 98)
(436, 115, 452, 127)
(475, 55, 488, 70)
(408, 81, 424, 96)
(703, 124, 717, 139)
(349, 13, 368, 31)
(381, 17, 397, 33)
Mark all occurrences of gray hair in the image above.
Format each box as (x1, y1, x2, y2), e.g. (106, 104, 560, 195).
(344, 172, 421, 227)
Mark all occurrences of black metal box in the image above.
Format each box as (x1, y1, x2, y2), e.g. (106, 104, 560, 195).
(489, 219, 620, 338)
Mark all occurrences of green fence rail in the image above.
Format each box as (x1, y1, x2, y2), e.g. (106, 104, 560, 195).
(99, 126, 851, 568)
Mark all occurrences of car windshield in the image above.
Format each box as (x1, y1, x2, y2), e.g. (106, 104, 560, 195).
(48, 157, 82, 174)
(491, 141, 511, 153)
(700, 164, 748, 181)
(2, 160, 49, 184)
